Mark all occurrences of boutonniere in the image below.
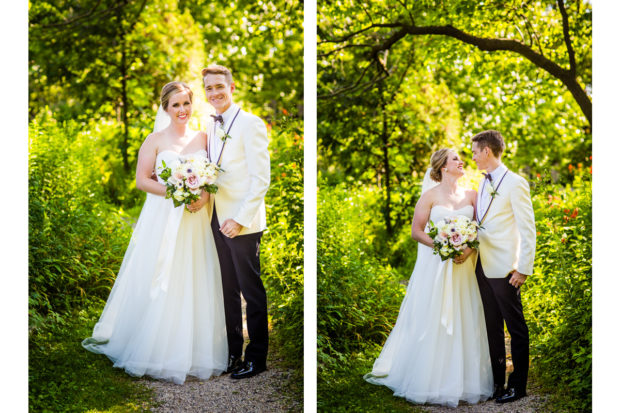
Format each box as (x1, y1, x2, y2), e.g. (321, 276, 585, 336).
(485, 181, 499, 199)
(214, 125, 231, 142)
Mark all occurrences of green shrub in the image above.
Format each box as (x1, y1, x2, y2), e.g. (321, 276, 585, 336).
(29, 116, 134, 324)
(523, 166, 592, 412)
(262, 118, 304, 366)
(317, 182, 406, 371)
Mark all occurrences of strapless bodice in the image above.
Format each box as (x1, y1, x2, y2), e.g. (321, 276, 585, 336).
(429, 205, 474, 223)
(156, 149, 208, 163)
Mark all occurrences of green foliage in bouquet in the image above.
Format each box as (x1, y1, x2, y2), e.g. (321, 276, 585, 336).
(158, 159, 220, 208)
(427, 216, 481, 261)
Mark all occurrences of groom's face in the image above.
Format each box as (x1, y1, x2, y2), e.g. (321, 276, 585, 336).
(204, 74, 235, 114)
(471, 142, 489, 170)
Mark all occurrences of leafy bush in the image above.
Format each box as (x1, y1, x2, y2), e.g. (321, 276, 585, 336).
(29, 116, 134, 325)
(524, 166, 592, 412)
(317, 182, 406, 371)
(262, 118, 304, 366)
(29, 116, 150, 411)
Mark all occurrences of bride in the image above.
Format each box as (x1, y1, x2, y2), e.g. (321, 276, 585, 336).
(364, 148, 493, 407)
(82, 81, 228, 384)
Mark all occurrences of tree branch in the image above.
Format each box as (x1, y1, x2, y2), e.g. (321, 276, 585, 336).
(395, 0, 415, 25)
(318, 63, 388, 99)
(319, 23, 403, 44)
(366, 23, 590, 124)
(318, 43, 375, 59)
(35, 0, 104, 28)
(557, 0, 577, 75)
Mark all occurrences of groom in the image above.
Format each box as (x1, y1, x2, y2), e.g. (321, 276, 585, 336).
(470, 130, 536, 403)
(199, 64, 270, 379)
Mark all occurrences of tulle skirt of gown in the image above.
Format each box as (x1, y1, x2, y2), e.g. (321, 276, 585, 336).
(82, 192, 228, 384)
(364, 243, 493, 407)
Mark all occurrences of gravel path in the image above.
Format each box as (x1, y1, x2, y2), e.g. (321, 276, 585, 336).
(140, 364, 301, 413)
(139, 298, 302, 412)
(420, 336, 550, 413)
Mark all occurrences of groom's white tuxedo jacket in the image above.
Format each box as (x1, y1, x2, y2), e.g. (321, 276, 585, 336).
(477, 167, 536, 278)
(207, 103, 270, 236)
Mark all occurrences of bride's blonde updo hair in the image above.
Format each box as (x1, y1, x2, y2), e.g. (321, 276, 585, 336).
(429, 148, 452, 182)
(161, 81, 193, 110)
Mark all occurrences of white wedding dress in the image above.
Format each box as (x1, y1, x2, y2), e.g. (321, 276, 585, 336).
(365, 205, 493, 407)
(82, 149, 228, 384)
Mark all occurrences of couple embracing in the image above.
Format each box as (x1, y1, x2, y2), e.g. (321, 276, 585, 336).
(365, 130, 536, 407)
(82, 65, 270, 383)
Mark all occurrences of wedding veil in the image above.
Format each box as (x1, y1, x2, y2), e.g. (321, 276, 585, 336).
(152, 105, 171, 133)
(421, 167, 439, 195)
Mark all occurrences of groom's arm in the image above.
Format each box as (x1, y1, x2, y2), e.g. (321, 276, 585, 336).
(510, 176, 536, 277)
(233, 115, 270, 228)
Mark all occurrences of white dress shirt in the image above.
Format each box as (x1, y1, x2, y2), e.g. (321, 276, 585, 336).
(209, 102, 239, 164)
(477, 163, 508, 221)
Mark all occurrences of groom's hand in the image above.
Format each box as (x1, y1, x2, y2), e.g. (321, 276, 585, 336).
(220, 219, 242, 238)
(509, 270, 528, 288)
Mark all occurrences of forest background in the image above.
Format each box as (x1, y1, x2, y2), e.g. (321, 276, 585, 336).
(317, 1, 593, 412)
(25, 0, 303, 411)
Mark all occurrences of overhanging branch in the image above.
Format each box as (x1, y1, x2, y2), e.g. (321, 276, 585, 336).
(324, 20, 591, 125)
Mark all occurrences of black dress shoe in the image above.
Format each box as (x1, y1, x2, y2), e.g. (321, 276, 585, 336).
(230, 360, 266, 379)
(495, 387, 526, 403)
(492, 384, 506, 399)
(225, 355, 243, 374)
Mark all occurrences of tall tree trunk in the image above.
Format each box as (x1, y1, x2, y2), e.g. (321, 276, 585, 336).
(115, 5, 130, 172)
(379, 84, 392, 236)
(120, 32, 130, 172)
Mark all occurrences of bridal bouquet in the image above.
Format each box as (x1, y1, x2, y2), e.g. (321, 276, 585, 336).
(157, 154, 221, 207)
(428, 215, 480, 261)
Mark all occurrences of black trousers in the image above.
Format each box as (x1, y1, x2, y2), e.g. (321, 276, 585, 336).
(211, 205, 268, 365)
(475, 257, 529, 393)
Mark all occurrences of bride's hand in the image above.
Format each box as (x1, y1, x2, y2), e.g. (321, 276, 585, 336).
(187, 191, 209, 213)
(453, 247, 474, 264)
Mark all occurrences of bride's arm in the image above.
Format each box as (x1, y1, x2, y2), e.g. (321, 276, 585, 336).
(136, 134, 167, 196)
(411, 193, 435, 248)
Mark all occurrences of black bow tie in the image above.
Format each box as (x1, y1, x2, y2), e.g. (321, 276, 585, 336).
(483, 172, 493, 182)
(211, 114, 224, 124)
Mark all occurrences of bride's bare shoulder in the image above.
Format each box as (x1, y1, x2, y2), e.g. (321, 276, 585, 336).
(417, 187, 439, 208)
(463, 189, 477, 205)
(141, 131, 165, 151)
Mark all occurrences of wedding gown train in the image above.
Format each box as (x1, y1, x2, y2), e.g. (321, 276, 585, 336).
(365, 205, 493, 407)
(82, 149, 228, 384)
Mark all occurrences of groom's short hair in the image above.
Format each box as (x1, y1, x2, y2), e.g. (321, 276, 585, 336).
(201, 65, 233, 85)
(472, 130, 505, 158)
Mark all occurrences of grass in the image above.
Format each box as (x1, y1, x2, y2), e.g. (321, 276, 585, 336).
(318, 350, 425, 413)
(29, 305, 156, 412)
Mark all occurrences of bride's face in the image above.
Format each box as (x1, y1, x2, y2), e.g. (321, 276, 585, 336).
(166, 91, 192, 124)
(444, 152, 465, 177)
